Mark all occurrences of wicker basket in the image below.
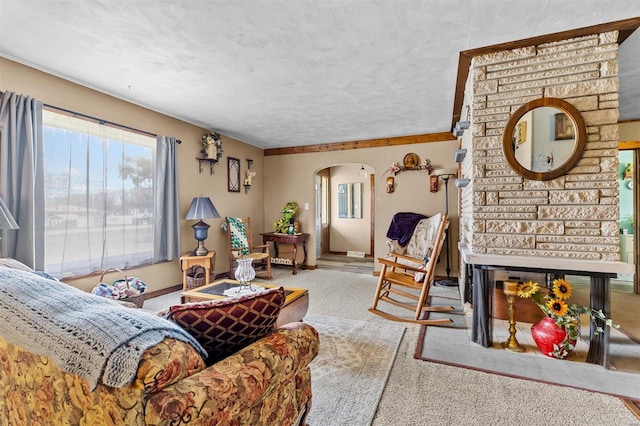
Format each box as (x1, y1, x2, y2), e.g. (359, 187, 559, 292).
(186, 266, 207, 290)
(99, 268, 145, 308)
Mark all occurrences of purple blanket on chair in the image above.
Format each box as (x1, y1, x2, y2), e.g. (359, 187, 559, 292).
(386, 212, 428, 247)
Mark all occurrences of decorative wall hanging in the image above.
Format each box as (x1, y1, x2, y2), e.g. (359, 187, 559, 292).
(429, 175, 438, 193)
(243, 159, 254, 193)
(385, 154, 433, 176)
(227, 157, 240, 192)
(386, 177, 395, 193)
(197, 131, 223, 175)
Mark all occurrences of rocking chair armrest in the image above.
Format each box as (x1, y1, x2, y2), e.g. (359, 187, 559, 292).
(388, 252, 426, 264)
(251, 244, 270, 252)
(377, 257, 426, 273)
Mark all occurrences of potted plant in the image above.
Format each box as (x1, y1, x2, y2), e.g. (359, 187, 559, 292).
(517, 278, 618, 359)
(274, 201, 298, 233)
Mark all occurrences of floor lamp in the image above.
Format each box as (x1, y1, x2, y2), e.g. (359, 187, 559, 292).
(0, 196, 19, 257)
(433, 168, 458, 287)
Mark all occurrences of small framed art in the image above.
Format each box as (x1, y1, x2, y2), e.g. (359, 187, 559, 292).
(227, 157, 240, 192)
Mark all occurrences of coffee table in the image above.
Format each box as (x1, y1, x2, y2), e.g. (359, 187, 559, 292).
(180, 279, 309, 327)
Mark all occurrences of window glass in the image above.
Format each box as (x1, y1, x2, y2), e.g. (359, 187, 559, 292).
(43, 110, 155, 277)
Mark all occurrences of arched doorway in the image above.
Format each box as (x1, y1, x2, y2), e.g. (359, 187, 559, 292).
(314, 164, 374, 259)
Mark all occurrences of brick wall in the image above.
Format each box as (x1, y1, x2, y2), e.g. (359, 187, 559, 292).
(459, 30, 621, 261)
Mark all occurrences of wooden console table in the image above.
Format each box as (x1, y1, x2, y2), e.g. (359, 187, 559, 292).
(261, 232, 309, 275)
(459, 243, 634, 368)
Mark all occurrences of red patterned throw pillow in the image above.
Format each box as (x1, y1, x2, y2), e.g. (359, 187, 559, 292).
(165, 287, 285, 364)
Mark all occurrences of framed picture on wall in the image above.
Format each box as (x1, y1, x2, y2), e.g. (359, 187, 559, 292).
(554, 112, 575, 140)
(227, 157, 240, 192)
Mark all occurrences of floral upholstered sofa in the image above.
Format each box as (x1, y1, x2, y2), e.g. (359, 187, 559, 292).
(0, 262, 319, 426)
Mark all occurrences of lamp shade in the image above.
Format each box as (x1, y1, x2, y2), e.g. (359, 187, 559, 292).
(433, 168, 457, 178)
(0, 196, 18, 230)
(185, 196, 220, 220)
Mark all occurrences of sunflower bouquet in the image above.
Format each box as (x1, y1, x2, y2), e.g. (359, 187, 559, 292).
(517, 278, 618, 358)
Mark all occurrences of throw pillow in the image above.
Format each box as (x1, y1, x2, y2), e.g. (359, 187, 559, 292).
(164, 287, 285, 364)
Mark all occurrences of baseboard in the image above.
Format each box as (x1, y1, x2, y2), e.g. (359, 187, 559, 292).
(145, 284, 181, 299)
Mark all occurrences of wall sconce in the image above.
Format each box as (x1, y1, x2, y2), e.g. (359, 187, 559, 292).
(386, 176, 395, 193)
(185, 196, 220, 256)
(452, 106, 471, 137)
(452, 121, 470, 137)
(453, 149, 467, 163)
(455, 178, 471, 188)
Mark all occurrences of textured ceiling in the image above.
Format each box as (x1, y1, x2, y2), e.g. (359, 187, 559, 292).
(1, 1, 639, 149)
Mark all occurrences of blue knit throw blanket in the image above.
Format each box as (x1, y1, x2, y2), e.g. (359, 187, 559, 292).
(0, 268, 206, 391)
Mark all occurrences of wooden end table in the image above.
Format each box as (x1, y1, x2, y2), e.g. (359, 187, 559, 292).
(261, 232, 309, 274)
(179, 251, 215, 291)
(181, 279, 309, 327)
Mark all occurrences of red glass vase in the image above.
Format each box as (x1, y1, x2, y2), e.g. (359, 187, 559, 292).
(531, 316, 575, 359)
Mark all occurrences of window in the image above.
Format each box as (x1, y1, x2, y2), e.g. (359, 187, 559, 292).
(43, 110, 155, 277)
(337, 183, 362, 219)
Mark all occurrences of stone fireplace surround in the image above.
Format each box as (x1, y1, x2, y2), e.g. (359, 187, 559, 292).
(455, 27, 636, 366)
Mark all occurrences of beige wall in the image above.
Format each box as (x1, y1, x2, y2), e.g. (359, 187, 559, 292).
(0, 57, 265, 292)
(620, 121, 640, 141)
(1, 57, 461, 286)
(264, 141, 458, 275)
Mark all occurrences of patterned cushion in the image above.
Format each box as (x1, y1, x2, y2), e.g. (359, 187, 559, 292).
(165, 287, 285, 364)
(227, 217, 250, 255)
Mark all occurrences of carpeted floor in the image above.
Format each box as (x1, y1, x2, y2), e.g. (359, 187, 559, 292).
(303, 313, 404, 426)
(144, 268, 640, 425)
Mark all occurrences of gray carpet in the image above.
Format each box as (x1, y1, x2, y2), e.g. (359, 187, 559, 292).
(303, 313, 404, 426)
(145, 269, 640, 425)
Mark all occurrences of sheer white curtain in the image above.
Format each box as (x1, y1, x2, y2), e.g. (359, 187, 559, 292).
(43, 110, 156, 277)
(0, 91, 44, 269)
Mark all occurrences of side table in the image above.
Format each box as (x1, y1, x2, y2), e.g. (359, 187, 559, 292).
(261, 232, 308, 275)
(179, 251, 215, 291)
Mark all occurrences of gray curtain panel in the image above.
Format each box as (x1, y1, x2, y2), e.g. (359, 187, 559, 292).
(0, 91, 44, 269)
(154, 135, 181, 262)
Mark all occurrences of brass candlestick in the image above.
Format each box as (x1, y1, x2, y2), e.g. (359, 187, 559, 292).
(501, 281, 525, 352)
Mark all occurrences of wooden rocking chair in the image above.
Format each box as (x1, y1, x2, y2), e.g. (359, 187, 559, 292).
(223, 217, 272, 280)
(369, 213, 454, 325)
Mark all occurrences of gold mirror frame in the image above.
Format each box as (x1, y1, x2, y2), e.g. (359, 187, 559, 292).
(502, 97, 586, 181)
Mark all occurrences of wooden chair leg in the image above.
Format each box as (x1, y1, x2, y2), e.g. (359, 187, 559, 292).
(371, 264, 388, 311)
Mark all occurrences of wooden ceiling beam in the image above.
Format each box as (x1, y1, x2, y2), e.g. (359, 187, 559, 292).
(263, 132, 456, 156)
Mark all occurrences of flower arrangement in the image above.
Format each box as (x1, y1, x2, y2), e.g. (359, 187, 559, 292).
(201, 131, 223, 161)
(517, 278, 618, 358)
(274, 201, 298, 233)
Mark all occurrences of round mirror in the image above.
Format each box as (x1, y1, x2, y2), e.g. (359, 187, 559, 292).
(502, 97, 586, 181)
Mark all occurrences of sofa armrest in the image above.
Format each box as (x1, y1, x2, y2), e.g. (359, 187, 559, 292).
(145, 322, 319, 425)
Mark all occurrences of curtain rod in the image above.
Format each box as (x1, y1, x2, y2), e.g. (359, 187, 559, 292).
(43, 103, 182, 144)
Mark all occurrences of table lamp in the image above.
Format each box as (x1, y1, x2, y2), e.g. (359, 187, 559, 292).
(185, 196, 220, 256)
